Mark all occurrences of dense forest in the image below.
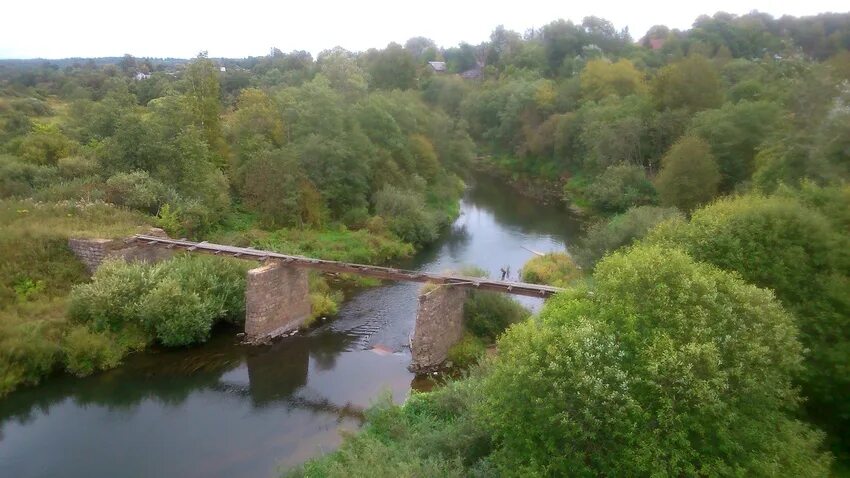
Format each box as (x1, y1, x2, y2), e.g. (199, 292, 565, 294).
(1, 9, 849, 476)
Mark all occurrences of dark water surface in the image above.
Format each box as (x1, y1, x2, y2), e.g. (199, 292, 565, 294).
(0, 174, 581, 478)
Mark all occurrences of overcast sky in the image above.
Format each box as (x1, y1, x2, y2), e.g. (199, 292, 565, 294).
(2, 0, 848, 59)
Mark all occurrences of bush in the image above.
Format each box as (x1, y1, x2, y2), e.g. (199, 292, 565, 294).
(0, 312, 64, 395)
(645, 194, 850, 450)
(482, 245, 831, 476)
(287, 381, 489, 477)
(57, 156, 99, 179)
(463, 292, 529, 343)
(520, 252, 582, 287)
(139, 278, 213, 347)
(104, 170, 175, 214)
(70, 256, 249, 348)
(574, 206, 682, 268)
(69, 260, 154, 332)
(583, 163, 656, 214)
(0, 154, 57, 198)
(62, 326, 127, 376)
(447, 333, 486, 368)
(374, 185, 440, 245)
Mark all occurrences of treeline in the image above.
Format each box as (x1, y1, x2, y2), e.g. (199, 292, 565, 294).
(417, 12, 850, 217)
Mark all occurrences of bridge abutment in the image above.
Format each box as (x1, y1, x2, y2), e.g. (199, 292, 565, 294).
(245, 262, 311, 344)
(410, 285, 468, 372)
(69, 228, 172, 273)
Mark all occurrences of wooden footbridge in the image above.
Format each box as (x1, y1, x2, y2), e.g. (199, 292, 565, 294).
(71, 231, 563, 372)
(129, 234, 563, 298)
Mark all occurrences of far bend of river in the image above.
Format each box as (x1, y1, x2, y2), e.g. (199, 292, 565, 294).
(0, 174, 582, 478)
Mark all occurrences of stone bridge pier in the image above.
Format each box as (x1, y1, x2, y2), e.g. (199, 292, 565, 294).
(409, 285, 468, 372)
(244, 262, 311, 343)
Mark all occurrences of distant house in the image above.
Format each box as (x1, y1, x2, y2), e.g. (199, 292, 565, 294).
(459, 60, 485, 80)
(427, 61, 446, 73)
(219, 66, 227, 72)
(649, 38, 666, 51)
(134, 72, 151, 81)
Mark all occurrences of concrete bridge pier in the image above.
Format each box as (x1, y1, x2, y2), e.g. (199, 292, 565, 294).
(245, 261, 311, 344)
(409, 285, 468, 372)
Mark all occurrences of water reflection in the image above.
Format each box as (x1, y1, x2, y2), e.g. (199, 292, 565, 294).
(0, 174, 581, 478)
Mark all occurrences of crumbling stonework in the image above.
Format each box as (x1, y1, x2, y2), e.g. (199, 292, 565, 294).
(410, 285, 468, 372)
(68, 228, 172, 273)
(245, 262, 311, 343)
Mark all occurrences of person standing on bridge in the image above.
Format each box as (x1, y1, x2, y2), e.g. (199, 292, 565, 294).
(500, 267, 507, 280)
(506, 265, 511, 280)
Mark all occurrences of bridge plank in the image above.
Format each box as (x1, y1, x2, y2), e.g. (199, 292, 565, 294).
(130, 235, 564, 298)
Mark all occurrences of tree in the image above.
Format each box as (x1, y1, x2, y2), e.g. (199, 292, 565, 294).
(651, 55, 723, 113)
(366, 43, 417, 90)
(483, 245, 831, 476)
(646, 194, 850, 451)
(574, 206, 682, 268)
(655, 135, 720, 211)
(689, 100, 781, 190)
(182, 53, 225, 162)
(582, 163, 657, 214)
(241, 148, 311, 227)
(317, 47, 369, 99)
(580, 59, 647, 101)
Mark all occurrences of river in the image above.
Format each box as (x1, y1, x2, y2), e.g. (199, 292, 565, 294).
(0, 174, 581, 478)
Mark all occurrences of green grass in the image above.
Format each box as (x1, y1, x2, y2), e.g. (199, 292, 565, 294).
(251, 227, 415, 264)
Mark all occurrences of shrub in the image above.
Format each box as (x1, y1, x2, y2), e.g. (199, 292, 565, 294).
(482, 245, 831, 476)
(69, 256, 248, 348)
(574, 206, 682, 268)
(374, 185, 440, 245)
(463, 292, 529, 343)
(447, 333, 486, 368)
(645, 194, 850, 449)
(139, 278, 213, 347)
(68, 260, 154, 332)
(520, 252, 582, 287)
(63, 326, 127, 377)
(57, 156, 99, 179)
(583, 163, 656, 214)
(104, 170, 175, 214)
(0, 313, 64, 395)
(0, 154, 57, 198)
(655, 136, 720, 211)
(308, 293, 339, 325)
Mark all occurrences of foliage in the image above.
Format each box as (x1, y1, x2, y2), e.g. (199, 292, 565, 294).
(483, 245, 831, 476)
(104, 170, 175, 214)
(689, 100, 781, 190)
(520, 252, 582, 287)
(655, 135, 720, 211)
(63, 326, 132, 377)
(463, 291, 530, 343)
(70, 256, 249, 347)
(250, 227, 414, 264)
(0, 302, 65, 396)
(374, 185, 441, 246)
(0, 154, 57, 198)
(645, 194, 850, 450)
(574, 205, 682, 268)
(580, 58, 646, 101)
(447, 334, 486, 368)
(651, 55, 723, 113)
(575, 163, 657, 214)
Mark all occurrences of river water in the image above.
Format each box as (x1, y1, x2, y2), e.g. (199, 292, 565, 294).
(0, 174, 581, 478)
